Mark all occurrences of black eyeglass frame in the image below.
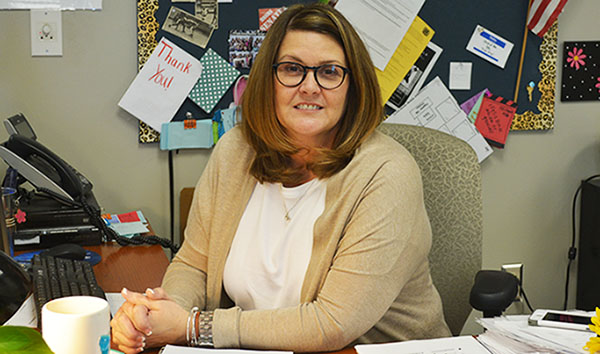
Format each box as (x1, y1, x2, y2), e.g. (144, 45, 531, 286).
(272, 61, 350, 90)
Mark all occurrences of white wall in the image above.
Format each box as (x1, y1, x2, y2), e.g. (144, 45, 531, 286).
(1, 1, 598, 314)
(481, 0, 600, 312)
(0, 2, 211, 252)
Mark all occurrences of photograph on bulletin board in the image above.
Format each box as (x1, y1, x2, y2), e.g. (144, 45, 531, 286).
(134, 0, 311, 144)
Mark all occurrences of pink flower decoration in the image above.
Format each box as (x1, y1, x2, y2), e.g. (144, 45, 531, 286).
(567, 47, 586, 70)
(15, 209, 26, 223)
(596, 77, 600, 94)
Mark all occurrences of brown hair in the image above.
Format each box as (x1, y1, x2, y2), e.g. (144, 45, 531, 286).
(241, 3, 383, 185)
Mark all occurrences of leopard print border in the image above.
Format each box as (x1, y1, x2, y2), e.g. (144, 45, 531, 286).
(511, 22, 557, 131)
(134, 2, 556, 137)
(137, 0, 160, 143)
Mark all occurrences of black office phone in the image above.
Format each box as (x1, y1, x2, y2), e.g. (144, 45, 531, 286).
(1, 135, 92, 201)
(0, 114, 179, 253)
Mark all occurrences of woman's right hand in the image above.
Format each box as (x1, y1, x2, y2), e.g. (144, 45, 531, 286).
(111, 287, 188, 353)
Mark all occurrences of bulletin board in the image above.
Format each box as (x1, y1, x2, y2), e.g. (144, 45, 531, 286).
(135, 0, 558, 143)
(136, 0, 311, 143)
(417, 0, 558, 131)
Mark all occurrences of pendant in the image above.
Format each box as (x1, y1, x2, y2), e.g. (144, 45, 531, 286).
(284, 213, 291, 221)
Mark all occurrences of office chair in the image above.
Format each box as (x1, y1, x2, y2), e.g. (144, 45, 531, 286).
(377, 123, 483, 335)
(178, 124, 511, 334)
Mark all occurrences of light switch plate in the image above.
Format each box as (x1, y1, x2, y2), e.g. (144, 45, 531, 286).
(30, 9, 63, 56)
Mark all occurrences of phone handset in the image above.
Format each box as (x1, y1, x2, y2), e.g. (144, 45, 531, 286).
(0, 135, 91, 201)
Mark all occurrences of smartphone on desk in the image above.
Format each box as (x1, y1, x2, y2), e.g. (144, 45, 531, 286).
(528, 309, 593, 331)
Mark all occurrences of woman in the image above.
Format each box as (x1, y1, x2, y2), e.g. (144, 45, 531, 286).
(111, 3, 451, 353)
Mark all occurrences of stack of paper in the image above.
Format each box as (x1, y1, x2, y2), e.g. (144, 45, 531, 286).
(160, 346, 290, 354)
(102, 210, 149, 237)
(477, 315, 591, 354)
(356, 336, 490, 354)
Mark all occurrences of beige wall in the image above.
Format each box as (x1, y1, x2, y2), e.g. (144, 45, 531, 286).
(0, 1, 598, 315)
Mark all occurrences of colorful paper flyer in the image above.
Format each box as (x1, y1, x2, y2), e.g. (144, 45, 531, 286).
(118, 38, 203, 133)
(475, 94, 517, 148)
(467, 91, 492, 123)
(189, 48, 241, 113)
(460, 89, 489, 114)
(259, 7, 286, 31)
(375, 16, 434, 104)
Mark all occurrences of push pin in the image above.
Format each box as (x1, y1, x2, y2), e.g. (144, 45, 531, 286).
(527, 81, 535, 102)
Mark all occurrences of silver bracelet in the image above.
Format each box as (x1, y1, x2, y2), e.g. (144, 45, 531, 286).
(196, 311, 214, 347)
(186, 307, 199, 346)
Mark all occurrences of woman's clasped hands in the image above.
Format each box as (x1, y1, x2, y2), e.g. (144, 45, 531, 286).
(110, 287, 188, 353)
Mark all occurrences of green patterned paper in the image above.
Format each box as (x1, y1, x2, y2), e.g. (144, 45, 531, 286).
(189, 48, 241, 113)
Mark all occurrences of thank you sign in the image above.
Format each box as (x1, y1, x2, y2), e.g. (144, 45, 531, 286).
(118, 38, 203, 133)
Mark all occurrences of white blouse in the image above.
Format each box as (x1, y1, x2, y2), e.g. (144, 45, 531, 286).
(223, 178, 326, 310)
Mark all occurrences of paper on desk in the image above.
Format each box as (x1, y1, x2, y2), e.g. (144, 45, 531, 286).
(106, 292, 126, 317)
(161, 345, 291, 354)
(375, 16, 434, 104)
(385, 77, 493, 163)
(109, 222, 149, 237)
(477, 315, 591, 354)
(356, 335, 490, 354)
(335, 0, 425, 71)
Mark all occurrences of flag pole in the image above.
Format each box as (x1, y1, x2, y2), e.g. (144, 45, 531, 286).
(514, 0, 534, 102)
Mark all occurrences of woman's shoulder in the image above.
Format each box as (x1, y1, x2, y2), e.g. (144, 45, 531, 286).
(207, 126, 255, 175)
(212, 126, 252, 156)
(332, 129, 420, 184)
(356, 129, 418, 168)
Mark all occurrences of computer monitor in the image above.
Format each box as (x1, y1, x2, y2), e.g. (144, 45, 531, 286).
(0, 249, 33, 325)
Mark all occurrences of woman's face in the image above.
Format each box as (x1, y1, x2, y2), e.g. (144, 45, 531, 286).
(274, 30, 349, 149)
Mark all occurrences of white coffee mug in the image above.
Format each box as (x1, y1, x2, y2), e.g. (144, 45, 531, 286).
(42, 296, 111, 354)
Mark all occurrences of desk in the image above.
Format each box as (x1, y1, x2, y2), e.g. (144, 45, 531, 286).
(82, 243, 169, 353)
(77, 244, 357, 354)
(89, 243, 169, 293)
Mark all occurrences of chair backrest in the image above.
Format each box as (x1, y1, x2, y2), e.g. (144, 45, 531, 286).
(179, 187, 195, 244)
(377, 123, 483, 335)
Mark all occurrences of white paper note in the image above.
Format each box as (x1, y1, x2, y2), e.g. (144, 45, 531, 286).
(466, 25, 514, 69)
(336, 0, 425, 71)
(449, 62, 472, 90)
(118, 38, 203, 133)
(386, 77, 493, 162)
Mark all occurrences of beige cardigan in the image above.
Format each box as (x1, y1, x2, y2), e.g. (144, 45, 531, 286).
(162, 127, 451, 352)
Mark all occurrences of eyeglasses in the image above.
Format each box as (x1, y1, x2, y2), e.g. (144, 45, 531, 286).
(272, 61, 350, 90)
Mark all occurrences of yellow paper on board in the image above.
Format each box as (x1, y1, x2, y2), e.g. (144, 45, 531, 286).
(376, 16, 434, 104)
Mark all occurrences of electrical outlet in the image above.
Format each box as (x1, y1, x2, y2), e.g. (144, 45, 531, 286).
(30, 9, 63, 56)
(502, 263, 523, 301)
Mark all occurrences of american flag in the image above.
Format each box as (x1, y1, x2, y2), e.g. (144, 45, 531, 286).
(527, 0, 569, 37)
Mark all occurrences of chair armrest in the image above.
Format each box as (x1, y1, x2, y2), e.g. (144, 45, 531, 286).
(469, 270, 519, 317)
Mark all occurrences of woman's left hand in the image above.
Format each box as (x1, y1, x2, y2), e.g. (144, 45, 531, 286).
(112, 287, 189, 350)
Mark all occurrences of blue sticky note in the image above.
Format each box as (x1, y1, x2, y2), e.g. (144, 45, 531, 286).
(160, 119, 214, 150)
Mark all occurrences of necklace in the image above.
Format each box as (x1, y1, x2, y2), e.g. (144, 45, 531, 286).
(279, 180, 314, 222)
